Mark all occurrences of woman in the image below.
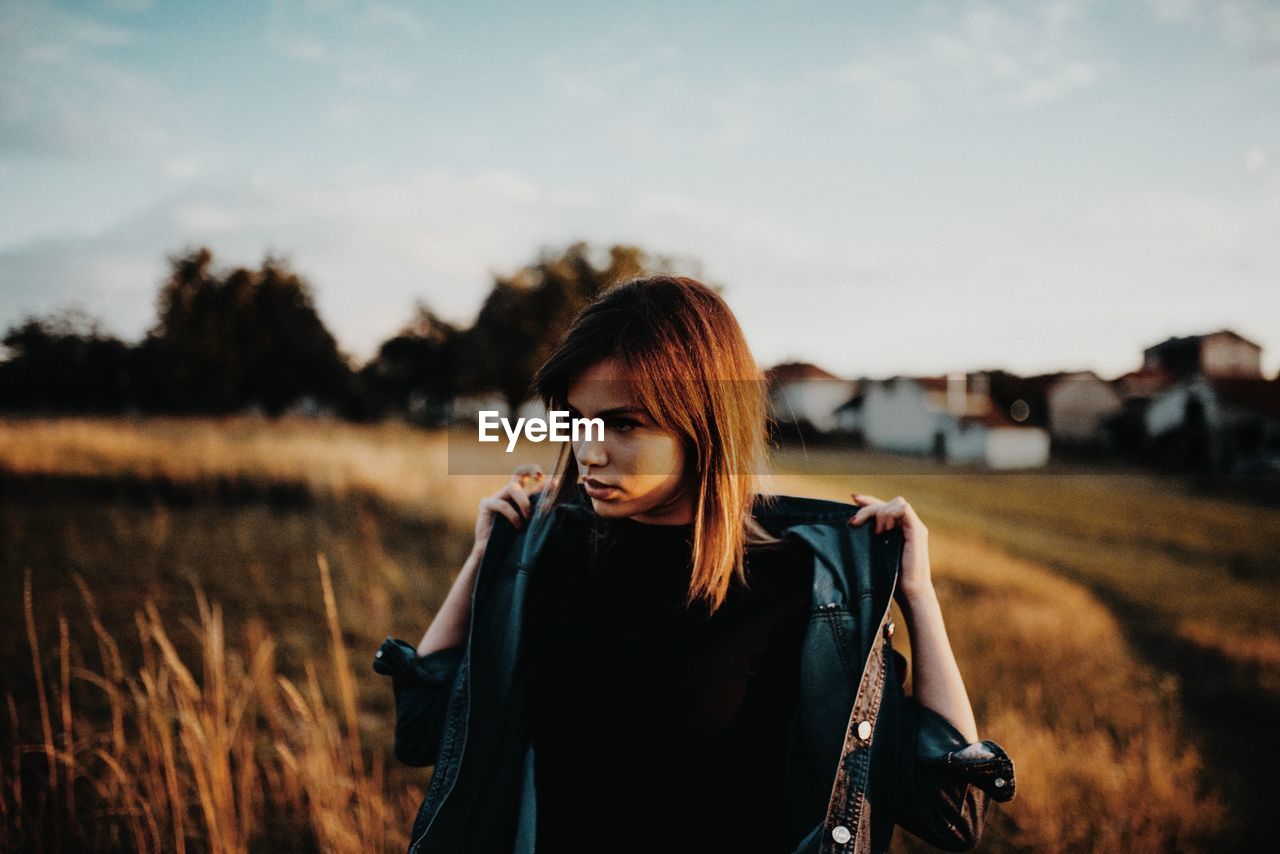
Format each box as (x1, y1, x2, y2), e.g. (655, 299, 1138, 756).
(374, 276, 1014, 853)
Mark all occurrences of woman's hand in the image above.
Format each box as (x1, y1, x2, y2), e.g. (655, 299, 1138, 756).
(473, 464, 553, 556)
(417, 464, 551, 658)
(848, 492, 934, 604)
(849, 491, 979, 742)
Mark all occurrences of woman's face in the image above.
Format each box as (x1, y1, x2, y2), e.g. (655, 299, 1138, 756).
(565, 358, 693, 525)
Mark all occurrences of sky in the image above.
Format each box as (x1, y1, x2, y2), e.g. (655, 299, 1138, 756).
(2, 0, 1279, 380)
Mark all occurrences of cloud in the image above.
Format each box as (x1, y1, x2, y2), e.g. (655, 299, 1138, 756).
(0, 168, 870, 365)
(161, 153, 225, 183)
(265, 0, 430, 100)
(1219, 0, 1280, 73)
(1145, 0, 1200, 23)
(0, 2, 170, 156)
(834, 1, 1100, 116)
(1146, 0, 1280, 74)
(536, 41, 777, 153)
(103, 0, 156, 12)
(538, 42, 683, 107)
(1245, 145, 1280, 198)
(3, 162, 1276, 379)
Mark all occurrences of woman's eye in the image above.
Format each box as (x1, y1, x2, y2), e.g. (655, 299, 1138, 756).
(611, 419, 639, 433)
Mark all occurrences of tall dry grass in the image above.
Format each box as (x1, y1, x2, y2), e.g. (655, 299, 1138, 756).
(2, 418, 1267, 850)
(773, 475, 1230, 852)
(905, 532, 1226, 851)
(2, 559, 417, 853)
(0, 416, 549, 525)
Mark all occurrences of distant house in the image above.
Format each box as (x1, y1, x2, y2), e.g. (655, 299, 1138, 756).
(985, 370, 1123, 448)
(1143, 329, 1263, 379)
(1103, 366, 1176, 454)
(1112, 366, 1176, 401)
(1110, 328, 1267, 462)
(943, 410, 1052, 469)
(450, 391, 508, 425)
(855, 373, 1049, 468)
(765, 362, 857, 434)
(516, 397, 548, 421)
(833, 390, 865, 440)
(1145, 375, 1280, 472)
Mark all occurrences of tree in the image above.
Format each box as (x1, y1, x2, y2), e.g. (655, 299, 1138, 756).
(359, 302, 461, 425)
(0, 306, 134, 414)
(463, 242, 687, 412)
(145, 247, 354, 416)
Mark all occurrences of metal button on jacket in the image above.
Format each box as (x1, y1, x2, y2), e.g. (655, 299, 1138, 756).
(831, 825, 852, 844)
(857, 720, 872, 741)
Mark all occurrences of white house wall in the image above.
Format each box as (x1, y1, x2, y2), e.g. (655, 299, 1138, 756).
(864, 381, 944, 453)
(834, 406, 863, 433)
(945, 419, 986, 462)
(1047, 373, 1123, 443)
(1145, 377, 1220, 436)
(986, 427, 1051, 468)
(939, 416, 1051, 468)
(772, 380, 857, 432)
(1201, 335, 1262, 378)
(451, 394, 509, 424)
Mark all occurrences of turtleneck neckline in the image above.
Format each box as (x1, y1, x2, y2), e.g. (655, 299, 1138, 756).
(615, 515, 694, 533)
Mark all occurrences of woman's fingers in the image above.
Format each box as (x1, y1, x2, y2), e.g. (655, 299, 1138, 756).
(849, 492, 885, 527)
(477, 465, 549, 539)
(483, 495, 524, 530)
(514, 464, 545, 490)
(877, 504, 897, 534)
(850, 492, 922, 536)
(504, 481, 532, 519)
(507, 464, 548, 517)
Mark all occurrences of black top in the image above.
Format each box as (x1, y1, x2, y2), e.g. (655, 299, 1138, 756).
(524, 514, 814, 853)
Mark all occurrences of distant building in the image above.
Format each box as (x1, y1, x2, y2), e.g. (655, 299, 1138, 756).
(516, 397, 548, 421)
(1142, 330, 1263, 379)
(450, 392, 508, 425)
(1110, 328, 1267, 463)
(985, 370, 1123, 449)
(1145, 375, 1280, 472)
(765, 362, 857, 434)
(852, 373, 1049, 468)
(1111, 366, 1176, 401)
(944, 410, 1052, 469)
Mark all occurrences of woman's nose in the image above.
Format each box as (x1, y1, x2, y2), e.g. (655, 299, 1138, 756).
(576, 438, 608, 468)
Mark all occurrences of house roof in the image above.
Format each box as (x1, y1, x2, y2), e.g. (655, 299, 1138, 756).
(1144, 328, 1262, 354)
(1111, 367, 1175, 398)
(985, 371, 1066, 402)
(877, 375, 952, 392)
(765, 361, 843, 384)
(912, 376, 948, 393)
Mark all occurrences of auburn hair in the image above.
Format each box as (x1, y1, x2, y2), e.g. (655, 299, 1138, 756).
(532, 274, 781, 615)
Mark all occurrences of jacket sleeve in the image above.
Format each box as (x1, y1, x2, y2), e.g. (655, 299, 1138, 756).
(372, 636, 465, 767)
(889, 650, 1016, 851)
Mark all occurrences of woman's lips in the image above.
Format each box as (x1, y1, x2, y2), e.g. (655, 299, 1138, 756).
(582, 479, 619, 499)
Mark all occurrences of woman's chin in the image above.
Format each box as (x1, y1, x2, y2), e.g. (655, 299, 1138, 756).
(589, 496, 628, 515)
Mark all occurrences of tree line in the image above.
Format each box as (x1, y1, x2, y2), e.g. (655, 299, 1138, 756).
(0, 242, 688, 424)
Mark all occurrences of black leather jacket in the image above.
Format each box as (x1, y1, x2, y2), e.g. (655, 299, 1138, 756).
(374, 492, 1015, 853)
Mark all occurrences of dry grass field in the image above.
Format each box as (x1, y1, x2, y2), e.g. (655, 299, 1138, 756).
(2, 415, 1275, 851)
